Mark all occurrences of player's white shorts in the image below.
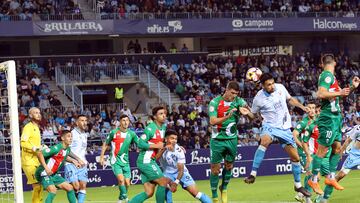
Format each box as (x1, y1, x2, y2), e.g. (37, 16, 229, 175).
(260, 123, 296, 148)
(64, 164, 88, 183)
(164, 171, 195, 188)
(342, 148, 360, 174)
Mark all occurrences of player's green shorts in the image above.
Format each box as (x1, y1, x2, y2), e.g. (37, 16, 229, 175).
(308, 154, 330, 176)
(111, 162, 131, 179)
(317, 115, 342, 147)
(210, 138, 237, 164)
(36, 173, 66, 189)
(137, 160, 163, 183)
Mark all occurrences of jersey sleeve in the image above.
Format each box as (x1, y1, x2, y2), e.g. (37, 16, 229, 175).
(105, 130, 115, 145)
(137, 127, 151, 150)
(42, 144, 61, 158)
(279, 84, 291, 100)
(237, 97, 247, 107)
(131, 131, 150, 150)
(346, 125, 360, 141)
(176, 146, 186, 164)
(20, 124, 34, 150)
(208, 99, 218, 118)
(318, 72, 334, 90)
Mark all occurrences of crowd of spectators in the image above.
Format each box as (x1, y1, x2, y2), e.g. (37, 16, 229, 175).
(2, 0, 359, 20)
(0, 0, 82, 21)
(98, 0, 360, 19)
(0, 51, 359, 155)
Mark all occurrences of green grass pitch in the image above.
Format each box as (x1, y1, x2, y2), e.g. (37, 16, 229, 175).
(22, 170, 360, 202)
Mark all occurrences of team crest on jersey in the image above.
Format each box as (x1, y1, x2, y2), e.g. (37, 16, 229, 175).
(141, 134, 147, 140)
(209, 106, 214, 112)
(297, 124, 301, 129)
(305, 131, 309, 136)
(325, 76, 331, 84)
(45, 148, 51, 153)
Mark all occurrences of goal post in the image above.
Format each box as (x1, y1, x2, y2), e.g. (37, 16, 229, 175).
(0, 60, 24, 202)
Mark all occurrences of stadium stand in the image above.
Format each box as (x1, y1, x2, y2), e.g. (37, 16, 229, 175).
(1, 52, 358, 152)
(0, 0, 82, 21)
(98, 0, 359, 19)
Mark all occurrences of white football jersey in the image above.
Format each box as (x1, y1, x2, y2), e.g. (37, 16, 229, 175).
(251, 83, 292, 130)
(159, 144, 188, 174)
(66, 128, 88, 165)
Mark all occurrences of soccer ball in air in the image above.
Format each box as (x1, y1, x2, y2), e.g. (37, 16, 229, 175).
(246, 67, 263, 82)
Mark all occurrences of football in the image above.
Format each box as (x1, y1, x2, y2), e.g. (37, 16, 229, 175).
(246, 67, 263, 82)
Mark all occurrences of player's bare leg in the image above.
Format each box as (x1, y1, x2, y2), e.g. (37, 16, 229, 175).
(244, 135, 272, 184)
(185, 184, 211, 203)
(284, 145, 311, 198)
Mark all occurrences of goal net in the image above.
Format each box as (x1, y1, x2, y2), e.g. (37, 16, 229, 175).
(0, 60, 24, 202)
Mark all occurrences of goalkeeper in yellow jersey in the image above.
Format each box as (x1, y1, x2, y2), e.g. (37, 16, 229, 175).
(21, 107, 44, 203)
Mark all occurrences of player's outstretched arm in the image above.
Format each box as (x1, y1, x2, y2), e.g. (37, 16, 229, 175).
(301, 141, 312, 173)
(317, 86, 350, 99)
(288, 97, 308, 113)
(99, 142, 109, 166)
(292, 129, 303, 148)
(239, 106, 255, 120)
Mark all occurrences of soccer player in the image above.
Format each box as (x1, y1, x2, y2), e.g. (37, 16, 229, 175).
(293, 103, 317, 202)
(299, 104, 332, 203)
(129, 106, 168, 203)
(208, 81, 252, 203)
(293, 103, 316, 169)
(307, 54, 360, 195)
(100, 114, 149, 203)
(243, 73, 310, 197)
(64, 114, 89, 203)
(35, 130, 83, 203)
(316, 124, 360, 203)
(21, 107, 44, 203)
(156, 129, 211, 203)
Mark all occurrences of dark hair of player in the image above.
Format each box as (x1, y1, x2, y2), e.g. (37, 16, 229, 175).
(226, 81, 240, 91)
(260, 73, 274, 84)
(321, 54, 335, 66)
(119, 114, 129, 120)
(165, 129, 178, 137)
(152, 106, 165, 116)
(61, 130, 71, 137)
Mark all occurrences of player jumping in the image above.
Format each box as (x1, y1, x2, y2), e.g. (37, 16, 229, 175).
(307, 54, 359, 195)
(243, 73, 311, 198)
